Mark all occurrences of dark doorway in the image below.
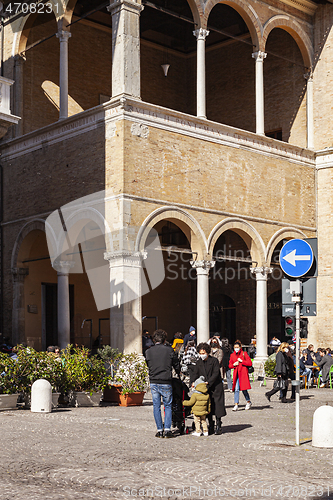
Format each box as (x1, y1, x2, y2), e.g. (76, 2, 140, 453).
(268, 289, 283, 342)
(42, 283, 74, 350)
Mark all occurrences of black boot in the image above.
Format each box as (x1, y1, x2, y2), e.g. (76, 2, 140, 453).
(214, 417, 223, 435)
(207, 415, 214, 435)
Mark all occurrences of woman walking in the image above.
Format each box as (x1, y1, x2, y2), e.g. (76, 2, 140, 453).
(221, 338, 233, 391)
(229, 340, 253, 411)
(265, 342, 291, 403)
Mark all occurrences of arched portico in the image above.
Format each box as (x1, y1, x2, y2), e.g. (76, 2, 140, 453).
(266, 227, 307, 266)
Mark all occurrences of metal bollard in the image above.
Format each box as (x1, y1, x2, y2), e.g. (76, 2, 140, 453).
(312, 405, 333, 448)
(31, 379, 52, 413)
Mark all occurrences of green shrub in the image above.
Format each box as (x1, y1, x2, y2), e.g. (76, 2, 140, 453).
(61, 345, 108, 393)
(264, 354, 277, 378)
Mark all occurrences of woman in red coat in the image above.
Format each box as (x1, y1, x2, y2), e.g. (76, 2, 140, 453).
(229, 339, 253, 411)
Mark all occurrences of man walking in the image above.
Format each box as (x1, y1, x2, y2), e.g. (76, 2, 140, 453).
(145, 329, 181, 438)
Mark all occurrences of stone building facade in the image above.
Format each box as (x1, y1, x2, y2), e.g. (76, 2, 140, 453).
(0, 0, 331, 360)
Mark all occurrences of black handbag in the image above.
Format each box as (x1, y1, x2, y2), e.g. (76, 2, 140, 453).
(248, 366, 254, 374)
(273, 377, 286, 390)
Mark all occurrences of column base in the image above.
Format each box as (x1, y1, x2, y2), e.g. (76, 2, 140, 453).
(252, 356, 268, 374)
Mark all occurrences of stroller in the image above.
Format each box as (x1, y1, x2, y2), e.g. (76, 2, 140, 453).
(171, 377, 191, 434)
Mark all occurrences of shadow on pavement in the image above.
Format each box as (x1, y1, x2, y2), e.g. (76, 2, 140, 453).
(222, 424, 252, 433)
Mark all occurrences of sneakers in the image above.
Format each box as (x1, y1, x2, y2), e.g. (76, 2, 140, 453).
(320, 383, 326, 388)
(232, 404, 239, 411)
(192, 432, 201, 437)
(245, 401, 252, 410)
(155, 431, 164, 438)
(203, 432, 208, 436)
(164, 431, 173, 438)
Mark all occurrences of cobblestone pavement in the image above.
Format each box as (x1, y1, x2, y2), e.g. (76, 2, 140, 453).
(1, 383, 333, 500)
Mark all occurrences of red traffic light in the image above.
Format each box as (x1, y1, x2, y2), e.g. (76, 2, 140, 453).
(285, 317, 293, 325)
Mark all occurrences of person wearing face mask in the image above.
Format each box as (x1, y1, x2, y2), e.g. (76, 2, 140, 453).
(208, 336, 223, 376)
(190, 342, 226, 435)
(265, 342, 292, 403)
(229, 340, 253, 411)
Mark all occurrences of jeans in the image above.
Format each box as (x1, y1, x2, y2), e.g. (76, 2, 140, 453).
(301, 367, 312, 383)
(226, 368, 232, 390)
(234, 378, 250, 404)
(150, 383, 173, 432)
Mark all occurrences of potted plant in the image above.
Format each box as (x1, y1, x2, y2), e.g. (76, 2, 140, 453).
(62, 345, 108, 407)
(264, 354, 277, 389)
(0, 352, 20, 409)
(114, 353, 149, 406)
(97, 345, 123, 403)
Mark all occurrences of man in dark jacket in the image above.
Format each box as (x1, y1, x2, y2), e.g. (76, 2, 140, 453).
(190, 342, 226, 435)
(314, 350, 333, 387)
(146, 329, 181, 438)
(183, 326, 197, 349)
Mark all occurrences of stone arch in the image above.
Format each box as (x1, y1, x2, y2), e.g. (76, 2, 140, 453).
(136, 207, 208, 259)
(208, 218, 266, 266)
(11, 219, 53, 269)
(49, 206, 112, 265)
(203, 0, 262, 50)
(263, 16, 313, 69)
(266, 227, 307, 266)
(13, 2, 62, 56)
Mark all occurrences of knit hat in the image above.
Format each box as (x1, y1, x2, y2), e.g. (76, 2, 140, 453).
(194, 376, 205, 387)
(189, 326, 196, 333)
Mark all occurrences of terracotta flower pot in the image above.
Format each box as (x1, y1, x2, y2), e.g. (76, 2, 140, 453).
(119, 391, 145, 407)
(102, 384, 122, 404)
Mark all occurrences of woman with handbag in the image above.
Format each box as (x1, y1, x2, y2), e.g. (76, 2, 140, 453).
(229, 340, 253, 411)
(265, 342, 291, 403)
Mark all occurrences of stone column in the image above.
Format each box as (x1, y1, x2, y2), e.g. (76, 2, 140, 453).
(190, 260, 215, 344)
(250, 267, 272, 366)
(108, 0, 143, 100)
(193, 28, 209, 119)
(56, 30, 71, 120)
(11, 267, 29, 346)
(305, 72, 314, 150)
(13, 54, 25, 136)
(54, 261, 74, 349)
(252, 51, 266, 136)
(105, 252, 143, 354)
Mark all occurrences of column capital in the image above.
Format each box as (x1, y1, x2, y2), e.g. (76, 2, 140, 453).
(56, 30, 72, 42)
(53, 260, 75, 275)
(190, 259, 215, 275)
(252, 51, 267, 62)
(250, 266, 273, 279)
(193, 28, 209, 41)
(104, 251, 146, 267)
(11, 267, 29, 282)
(107, 0, 144, 15)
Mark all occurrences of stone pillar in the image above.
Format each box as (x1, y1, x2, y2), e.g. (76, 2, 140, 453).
(193, 28, 209, 119)
(190, 260, 215, 344)
(56, 30, 71, 120)
(13, 54, 25, 136)
(54, 261, 74, 349)
(11, 267, 29, 346)
(105, 252, 143, 353)
(251, 267, 272, 366)
(305, 72, 314, 150)
(252, 51, 266, 136)
(108, 0, 143, 100)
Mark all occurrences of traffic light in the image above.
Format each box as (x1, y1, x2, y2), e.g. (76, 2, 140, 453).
(285, 316, 295, 336)
(300, 318, 308, 338)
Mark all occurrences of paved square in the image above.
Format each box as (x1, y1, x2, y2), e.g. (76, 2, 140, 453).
(1, 384, 333, 500)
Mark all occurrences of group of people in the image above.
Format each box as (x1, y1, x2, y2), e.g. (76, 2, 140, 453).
(145, 327, 253, 438)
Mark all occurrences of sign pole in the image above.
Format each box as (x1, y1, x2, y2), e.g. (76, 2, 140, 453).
(294, 281, 301, 446)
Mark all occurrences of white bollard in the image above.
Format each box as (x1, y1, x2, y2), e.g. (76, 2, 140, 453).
(31, 379, 52, 413)
(312, 405, 333, 448)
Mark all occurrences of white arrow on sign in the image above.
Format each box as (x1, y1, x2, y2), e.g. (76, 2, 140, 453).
(283, 249, 311, 267)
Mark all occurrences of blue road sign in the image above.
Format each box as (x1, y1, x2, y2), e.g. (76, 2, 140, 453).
(279, 239, 313, 278)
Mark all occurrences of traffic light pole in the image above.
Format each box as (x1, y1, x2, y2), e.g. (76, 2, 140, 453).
(291, 280, 301, 446)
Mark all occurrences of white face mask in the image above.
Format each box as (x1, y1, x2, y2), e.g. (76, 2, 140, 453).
(200, 353, 208, 360)
(234, 347, 240, 353)
(284, 348, 289, 353)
